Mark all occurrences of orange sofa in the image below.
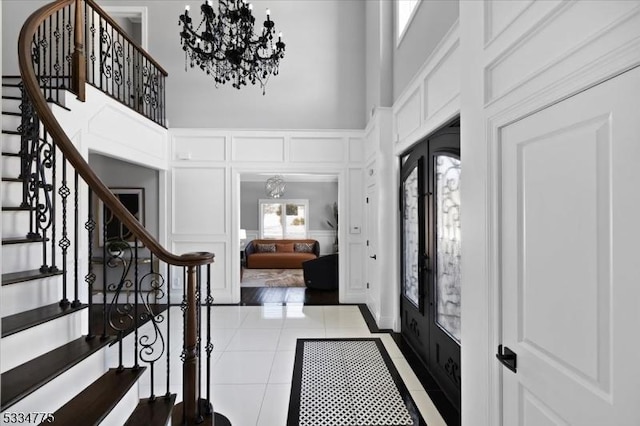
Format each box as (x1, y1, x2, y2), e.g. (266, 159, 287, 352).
(245, 239, 319, 269)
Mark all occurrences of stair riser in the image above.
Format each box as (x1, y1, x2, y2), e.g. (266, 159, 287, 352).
(1, 114, 21, 131)
(1, 156, 21, 179)
(1, 309, 86, 374)
(99, 378, 142, 426)
(2, 134, 21, 153)
(1, 211, 31, 239)
(2, 97, 22, 113)
(2, 182, 24, 208)
(1, 277, 61, 317)
(2, 243, 49, 274)
(2, 348, 107, 416)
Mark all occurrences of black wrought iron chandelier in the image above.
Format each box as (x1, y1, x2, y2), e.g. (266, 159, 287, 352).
(179, 0, 286, 94)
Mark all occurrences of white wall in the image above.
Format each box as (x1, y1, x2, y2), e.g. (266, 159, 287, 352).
(460, 1, 640, 425)
(88, 153, 160, 240)
(169, 129, 365, 304)
(393, 0, 459, 102)
(2, 0, 367, 130)
(240, 180, 338, 232)
(93, 0, 367, 130)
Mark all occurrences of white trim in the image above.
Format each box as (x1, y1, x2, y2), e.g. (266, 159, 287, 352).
(101, 6, 149, 50)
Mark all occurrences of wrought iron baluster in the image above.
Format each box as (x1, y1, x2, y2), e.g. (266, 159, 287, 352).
(138, 251, 167, 400)
(48, 135, 57, 272)
(48, 16, 52, 101)
(205, 264, 213, 413)
(85, 190, 96, 339)
(134, 240, 140, 369)
(102, 212, 108, 339)
(58, 154, 70, 307)
(90, 5, 96, 85)
(166, 261, 171, 397)
(72, 170, 81, 307)
(197, 265, 202, 420)
(54, 10, 60, 103)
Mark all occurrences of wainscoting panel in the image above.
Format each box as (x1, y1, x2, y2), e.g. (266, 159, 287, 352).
(484, 0, 535, 45)
(62, 85, 169, 171)
(308, 230, 337, 256)
(232, 136, 285, 162)
(171, 167, 226, 235)
(172, 135, 226, 162)
(424, 42, 460, 120)
(349, 137, 365, 164)
(348, 168, 364, 236)
(484, 1, 640, 104)
(348, 243, 364, 292)
(171, 241, 229, 296)
(392, 22, 460, 154)
(289, 137, 345, 163)
(395, 89, 421, 143)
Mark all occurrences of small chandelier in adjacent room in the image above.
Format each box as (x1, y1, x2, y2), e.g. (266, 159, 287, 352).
(179, 0, 286, 94)
(265, 175, 286, 198)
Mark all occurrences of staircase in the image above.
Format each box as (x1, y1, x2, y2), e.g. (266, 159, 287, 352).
(0, 1, 221, 424)
(1, 76, 177, 425)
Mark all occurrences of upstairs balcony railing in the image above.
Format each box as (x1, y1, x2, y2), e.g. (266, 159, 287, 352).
(17, 1, 215, 424)
(28, 0, 167, 127)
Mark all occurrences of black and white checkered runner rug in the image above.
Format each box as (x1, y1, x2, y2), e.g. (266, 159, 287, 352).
(287, 338, 426, 426)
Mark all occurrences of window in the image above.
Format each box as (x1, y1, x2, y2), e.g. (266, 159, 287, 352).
(397, 0, 420, 43)
(259, 199, 309, 239)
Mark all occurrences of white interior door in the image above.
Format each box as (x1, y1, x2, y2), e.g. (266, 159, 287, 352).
(500, 67, 640, 425)
(365, 183, 379, 319)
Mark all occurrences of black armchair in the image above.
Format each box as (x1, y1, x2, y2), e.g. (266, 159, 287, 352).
(302, 254, 339, 290)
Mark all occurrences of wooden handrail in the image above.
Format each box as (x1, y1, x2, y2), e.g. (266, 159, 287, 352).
(18, 0, 212, 268)
(85, 0, 168, 77)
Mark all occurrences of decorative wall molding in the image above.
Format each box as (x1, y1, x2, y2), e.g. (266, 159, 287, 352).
(392, 21, 460, 154)
(60, 85, 169, 171)
(170, 128, 365, 303)
(483, 0, 535, 47)
(484, 1, 640, 105)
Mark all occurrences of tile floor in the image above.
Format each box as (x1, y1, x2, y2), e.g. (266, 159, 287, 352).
(140, 304, 448, 426)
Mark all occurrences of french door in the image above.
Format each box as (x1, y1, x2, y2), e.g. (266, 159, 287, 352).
(400, 124, 461, 409)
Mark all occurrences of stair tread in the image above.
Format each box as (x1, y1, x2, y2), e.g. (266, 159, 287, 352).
(2, 111, 21, 117)
(2, 95, 22, 100)
(1, 130, 21, 135)
(50, 367, 145, 426)
(2, 302, 87, 338)
(1, 177, 24, 182)
(2, 152, 22, 157)
(2, 206, 32, 212)
(124, 395, 177, 426)
(1, 336, 114, 411)
(2, 269, 64, 286)
(2, 236, 48, 245)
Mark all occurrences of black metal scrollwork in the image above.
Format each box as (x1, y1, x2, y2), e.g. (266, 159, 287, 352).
(444, 357, 461, 386)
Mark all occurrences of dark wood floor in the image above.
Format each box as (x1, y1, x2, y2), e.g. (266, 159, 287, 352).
(240, 286, 339, 305)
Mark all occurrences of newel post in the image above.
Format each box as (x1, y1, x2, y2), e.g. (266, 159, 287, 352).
(183, 265, 201, 425)
(72, 0, 86, 101)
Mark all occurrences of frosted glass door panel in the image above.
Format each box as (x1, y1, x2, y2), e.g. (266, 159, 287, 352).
(435, 155, 461, 342)
(403, 166, 420, 308)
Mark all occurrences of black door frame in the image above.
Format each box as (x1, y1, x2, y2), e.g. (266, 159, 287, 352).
(399, 119, 461, 410)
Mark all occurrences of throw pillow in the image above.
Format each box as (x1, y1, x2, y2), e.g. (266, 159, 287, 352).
(294, 242, 314, 253)
(276, 243, 294, 253)
(255, 243, 276, 253)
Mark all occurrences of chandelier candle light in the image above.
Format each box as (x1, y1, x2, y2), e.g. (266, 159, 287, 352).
(179, 0, 286, 94)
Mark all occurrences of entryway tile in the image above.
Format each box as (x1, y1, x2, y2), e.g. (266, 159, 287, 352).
(226, 328, 281, 351)
(213, 351, 275, 384)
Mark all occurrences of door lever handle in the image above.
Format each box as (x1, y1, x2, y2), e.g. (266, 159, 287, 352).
(496, 344, 517, 373)
(369, 255, 377, 260)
